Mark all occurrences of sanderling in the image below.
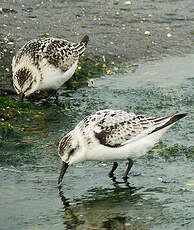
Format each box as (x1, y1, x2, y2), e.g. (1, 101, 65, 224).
(58, 109, 187, 185)
(12, 35, 89, 103)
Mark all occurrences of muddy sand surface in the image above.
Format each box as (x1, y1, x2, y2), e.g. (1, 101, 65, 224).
(0, 0, 194, 70)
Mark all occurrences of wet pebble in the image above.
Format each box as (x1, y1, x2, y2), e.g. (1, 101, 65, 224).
(123, 1, 132, 6)
(144, 31, 151, 36)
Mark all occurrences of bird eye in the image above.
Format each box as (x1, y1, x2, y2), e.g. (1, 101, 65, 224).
(69, 148, 75, 156)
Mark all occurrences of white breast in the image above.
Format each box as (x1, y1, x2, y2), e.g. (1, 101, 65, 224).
(39, 60, 78, 90)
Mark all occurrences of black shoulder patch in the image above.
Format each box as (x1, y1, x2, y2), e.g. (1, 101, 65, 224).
(94, 130, 121, 148)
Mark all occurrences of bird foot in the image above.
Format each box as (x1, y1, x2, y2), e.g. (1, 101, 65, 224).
(109, 176, 130, 187)
(122, 176, 129, 183)
(108, 172, 114, 178)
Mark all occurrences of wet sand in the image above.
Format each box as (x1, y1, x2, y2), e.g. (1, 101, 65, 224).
(0, 0, 194, 67)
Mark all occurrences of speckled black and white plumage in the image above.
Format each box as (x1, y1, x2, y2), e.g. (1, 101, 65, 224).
(79, 110, 159, 147)
(58, 109, 187, 184)
(12, 35, 89, 99)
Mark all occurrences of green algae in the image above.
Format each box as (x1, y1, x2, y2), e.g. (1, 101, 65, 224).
(72, 59, 122, 83)
(0, 97, 44, 166)
(0, 141, 34, 166)
(149, 142, 194, 160)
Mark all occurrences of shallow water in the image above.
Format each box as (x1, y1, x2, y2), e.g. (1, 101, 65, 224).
(0, 54, 194, 230)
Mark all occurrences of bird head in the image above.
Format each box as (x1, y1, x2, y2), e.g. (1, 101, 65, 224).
(13, 67, 40, 98)
(58, 131, 85, 165)
(58, 130, 86, 185)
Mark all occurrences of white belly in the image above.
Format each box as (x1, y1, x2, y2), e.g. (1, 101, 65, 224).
(39, 60, 78, 90)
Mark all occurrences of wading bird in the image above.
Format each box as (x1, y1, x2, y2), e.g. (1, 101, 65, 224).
(58, 109, 187, 185)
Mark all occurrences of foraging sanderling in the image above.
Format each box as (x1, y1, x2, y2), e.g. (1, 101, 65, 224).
(12, 35, 89, 103)
(58, 109, 187, 185)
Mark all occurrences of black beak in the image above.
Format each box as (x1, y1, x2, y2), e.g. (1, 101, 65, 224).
(19, 92, 25, 104)
(58, 162, 69, 185)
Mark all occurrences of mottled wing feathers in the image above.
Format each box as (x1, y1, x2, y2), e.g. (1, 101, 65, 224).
(39, 39, 79, 71)
(94, 110, 156, 147)
(13, 36, 88, 72)
(78, 110, 175, 148)
(77, 110, 149, 147)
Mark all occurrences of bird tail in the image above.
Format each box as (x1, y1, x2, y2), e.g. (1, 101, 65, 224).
(75, 35, 89, 57)
(120, 113, 187, 148)
(149, 113, 187, 134)
(80, 35, 89, 47)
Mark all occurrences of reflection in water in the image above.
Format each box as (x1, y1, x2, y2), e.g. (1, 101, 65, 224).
(58, 184, 163, 229)
(58, 185, 70, 209)
(58, 185, 84, 228)
(109, 175, 132, 188)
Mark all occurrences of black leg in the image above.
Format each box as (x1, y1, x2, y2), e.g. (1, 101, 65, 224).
(19, 92, 25, 104)
(54, 90, 60, 105)
(58, 162, 69, 185)
(108, 161, 118, 177)
(123, 159, 133, 182)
